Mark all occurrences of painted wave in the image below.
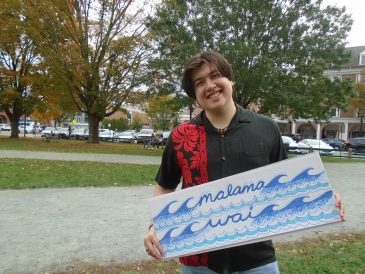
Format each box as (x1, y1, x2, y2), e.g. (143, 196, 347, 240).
(261, 168, 326, 195)
(153, 176, 330, 231)
(163, 210, 339, 256)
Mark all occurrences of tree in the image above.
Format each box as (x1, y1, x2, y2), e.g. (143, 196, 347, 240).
(351, 69, 365, 109)
(24, 0, 154, 143)
(0, 0, 43, 138)
(144, 94, 181, 130)
(147, 0, 356, 122)
(130, 116, 144, 132)
(101, 117, 129, 132)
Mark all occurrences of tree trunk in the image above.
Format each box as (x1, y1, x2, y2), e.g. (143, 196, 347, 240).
(87, 113, 101, 144)
(6, 110, 21, 138)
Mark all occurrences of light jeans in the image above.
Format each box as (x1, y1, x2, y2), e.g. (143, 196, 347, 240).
(181, 261, 280, 274)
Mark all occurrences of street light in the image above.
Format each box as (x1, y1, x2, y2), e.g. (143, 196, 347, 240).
(358, 108, 365, 137)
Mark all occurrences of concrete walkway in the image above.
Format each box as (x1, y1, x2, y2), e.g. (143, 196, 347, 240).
(0, 150, 364, 274)
(0, 149, 162, 165)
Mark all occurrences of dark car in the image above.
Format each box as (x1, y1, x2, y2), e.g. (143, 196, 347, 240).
(343, 137, 365, 153)
(283, 133, 302, 142)
(321, 138, 344, 150)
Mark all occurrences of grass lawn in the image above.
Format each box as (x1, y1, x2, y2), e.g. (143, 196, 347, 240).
(51, 232, 365, 274)
(0, 135, 164, 156)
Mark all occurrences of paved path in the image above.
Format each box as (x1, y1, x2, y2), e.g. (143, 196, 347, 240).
(0, 150, 364, 274)
(0, 150, 162, 165)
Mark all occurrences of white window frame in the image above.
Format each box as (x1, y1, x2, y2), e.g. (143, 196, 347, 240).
(330, 108, 340, 117)
(360, 50, 365, 65)
(330, 75, 342, 81)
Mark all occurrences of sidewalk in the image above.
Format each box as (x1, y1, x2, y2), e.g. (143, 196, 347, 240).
(0, 150, 364, 274)
(0, 149, 162, 165)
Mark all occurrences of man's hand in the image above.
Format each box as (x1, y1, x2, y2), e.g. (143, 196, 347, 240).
(143, 224, 164, 261)
(334, 193, 346, 222)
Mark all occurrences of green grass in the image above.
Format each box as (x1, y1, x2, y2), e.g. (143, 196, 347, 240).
(0, 158, 159, 189)
(276, 232, 365, 274)
(53, 232, 365, 274)
(0, 135, 164, 156)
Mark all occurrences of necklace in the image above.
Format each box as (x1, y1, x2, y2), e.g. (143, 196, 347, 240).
(216, 126, 228, 134)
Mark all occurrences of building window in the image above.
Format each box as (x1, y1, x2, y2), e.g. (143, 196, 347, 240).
(360, 50, 365, 65)
(330, 108, 340, 117)
(330, 75, 342, 81)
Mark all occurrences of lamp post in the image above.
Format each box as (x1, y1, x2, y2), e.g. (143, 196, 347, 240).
(358, 108, 365, 137)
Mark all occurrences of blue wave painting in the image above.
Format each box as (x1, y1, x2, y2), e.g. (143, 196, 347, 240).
(163, 210, 339, 256)
(159, 222, 212, 249)
(153, 168, 328, 230)
(159, 190, 337, 256)
(261, 168, 326, 196)
(153, 198, 199, 228)
(155, 182, 331, 231)
(149, 155, 342, 258)
(251, 190, 334, 226)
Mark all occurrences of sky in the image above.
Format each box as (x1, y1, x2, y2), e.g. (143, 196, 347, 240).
(321, 0, 365, 47)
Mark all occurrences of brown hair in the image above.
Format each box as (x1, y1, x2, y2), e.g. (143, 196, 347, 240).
(182, 51, 234, 99)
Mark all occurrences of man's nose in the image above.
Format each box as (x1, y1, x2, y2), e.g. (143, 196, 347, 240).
(205, 78, 216, 91)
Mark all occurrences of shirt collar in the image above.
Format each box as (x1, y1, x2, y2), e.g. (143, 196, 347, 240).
(191, 103, 252, 127)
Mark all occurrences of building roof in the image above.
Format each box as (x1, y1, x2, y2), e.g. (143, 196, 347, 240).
(342, 46, 365, 69)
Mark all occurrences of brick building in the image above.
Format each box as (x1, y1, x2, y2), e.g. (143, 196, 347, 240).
(274, 46, 365, 140)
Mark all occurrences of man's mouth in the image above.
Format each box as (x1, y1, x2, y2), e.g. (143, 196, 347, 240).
(208, 91, 220, 99)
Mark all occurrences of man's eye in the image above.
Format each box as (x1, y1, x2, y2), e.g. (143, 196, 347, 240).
(195, 81, 203, 87)
(212, 73, 220, 79)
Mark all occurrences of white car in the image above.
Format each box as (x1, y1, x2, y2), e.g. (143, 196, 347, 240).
(281, 136, 301, 153)
(114, 131, 137, 143)
(41, 127, 59, 137)
(0, 124, 11, 131)
(99, 129, 116, 141)
(297, 139, 335, 154)
(137, 128, 154, 143)
(71, 128, 88, 140)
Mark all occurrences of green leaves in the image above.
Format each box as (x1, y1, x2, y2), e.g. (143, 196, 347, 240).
(147, 0, 355, 121)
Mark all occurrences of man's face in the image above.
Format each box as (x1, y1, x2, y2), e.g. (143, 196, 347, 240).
(191, 62, 234, 113)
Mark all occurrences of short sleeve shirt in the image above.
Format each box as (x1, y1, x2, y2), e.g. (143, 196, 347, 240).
(155, 104, 288, 273)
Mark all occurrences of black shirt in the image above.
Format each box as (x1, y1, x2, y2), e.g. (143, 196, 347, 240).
(156, 104, 287, 273)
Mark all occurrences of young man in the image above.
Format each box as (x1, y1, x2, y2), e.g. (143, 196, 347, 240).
(144, 51, 345, 274)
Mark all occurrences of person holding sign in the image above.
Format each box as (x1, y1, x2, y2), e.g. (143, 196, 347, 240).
(144, 51, 345, 274)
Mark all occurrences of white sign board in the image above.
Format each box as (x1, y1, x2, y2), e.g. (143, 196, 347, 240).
(148, 153, 342, 259)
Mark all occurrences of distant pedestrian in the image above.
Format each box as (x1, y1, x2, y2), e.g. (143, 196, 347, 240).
(68, 126, 72, 139)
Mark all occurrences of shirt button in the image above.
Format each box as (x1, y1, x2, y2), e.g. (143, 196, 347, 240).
(221, 134, 224, 138)
(222, 157, 226, 161)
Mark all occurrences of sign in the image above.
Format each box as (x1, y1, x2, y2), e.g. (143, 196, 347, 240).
(148, 153, 342, 260)
(72, 119, 77, 125)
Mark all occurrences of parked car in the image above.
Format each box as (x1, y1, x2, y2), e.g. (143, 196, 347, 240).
(41, 127, 59, 137)
(281, 136, 301, 153)
(123, 129, 138, 137)
(58, 128, 70, 139)
(321, 138, 344, 150)
(114, 130, 138, 143)
(162, 131, 171, 143)
(283, 133, 303, 142)
(70, 128, 88, 140)
(0, 124, 11, 131)
(343, 137, 365, 154)
(31, 125, 42, 134)
(297, 139, 334, 154)
(137, 128, 155, 143)
(99, 129, 116, 141)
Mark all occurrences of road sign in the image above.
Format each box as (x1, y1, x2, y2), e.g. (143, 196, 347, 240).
(72, 119, 76, 124)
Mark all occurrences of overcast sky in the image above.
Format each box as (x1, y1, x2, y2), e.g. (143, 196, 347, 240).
(321, 0, 365, 47)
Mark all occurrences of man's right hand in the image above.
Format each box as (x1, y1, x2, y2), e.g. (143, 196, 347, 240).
(143, 224, 164, 261)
